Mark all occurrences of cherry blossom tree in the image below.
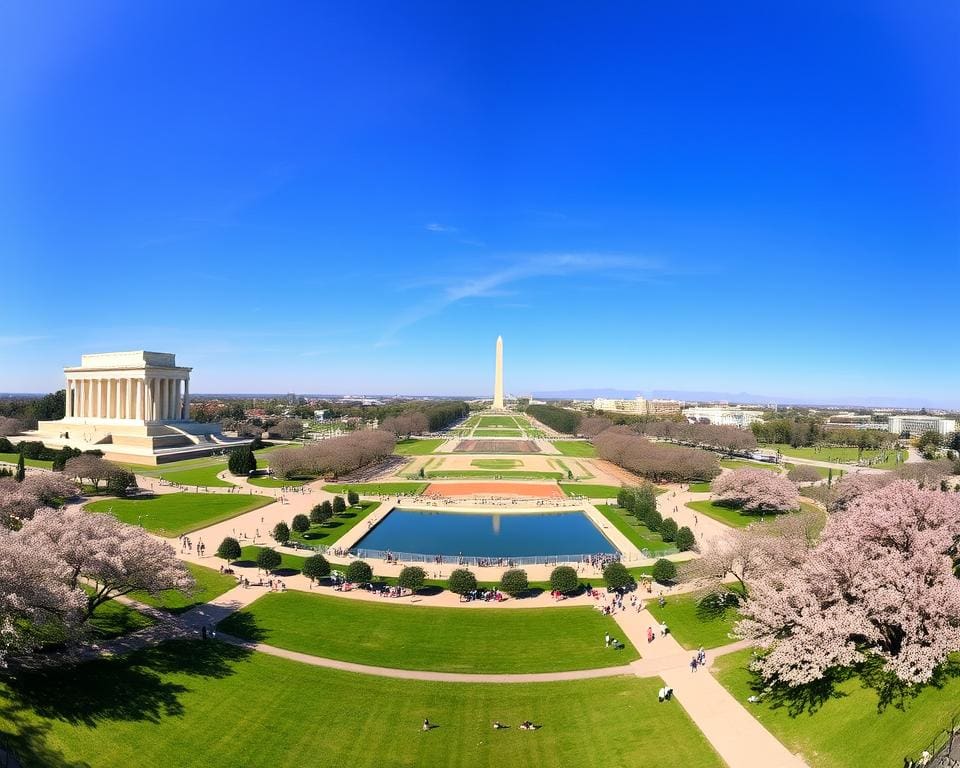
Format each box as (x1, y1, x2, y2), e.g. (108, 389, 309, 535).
(270, 430, 395, 479)
(594, 427, 720, 482)
(736, 481, 960, 687)
(0, 473, 77, 529)
(712, 469, 799, 513)
(0, 530, 85, 664)
(18, 508, 193, 617)
(829, 472, 894, 512)
(63, 455, 118, 490)
(578, 416, 612, 438)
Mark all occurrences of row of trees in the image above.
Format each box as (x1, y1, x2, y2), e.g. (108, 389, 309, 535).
(269, 430, 396, 479)
(524, 404, 581, 434)
(750, 416, 897, 451)
(594, 427, 720, 483)
(616, 484, 696, 551)
(380, 413, 430, 439)
(0, 390, 66, 429)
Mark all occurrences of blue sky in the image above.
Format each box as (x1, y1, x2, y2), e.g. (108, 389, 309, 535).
(1, 2, 958, 405)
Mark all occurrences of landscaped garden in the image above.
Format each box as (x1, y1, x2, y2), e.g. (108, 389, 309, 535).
(130, 562, 237, 614)
(685, 499, 820, 528)
(288, 500, 380, 546)
(559, 483, 622, 499)
(552, 441, 597, 457)
(0, 452, 53, 469)
(394, 438, 445, 455)
(761, 443, 907, 469)
(644, 591, 740, 650)
(218, 590, 638, 673)
(0, 640, 724, 768)
(473, 428, 523, 437)
(85, 493, 275, 536)
(595, 504, 670, 553)
(714, 649, 960, 768)
(322, 482, 428, 496)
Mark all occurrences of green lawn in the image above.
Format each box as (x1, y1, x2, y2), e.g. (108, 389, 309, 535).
(595, 504, 670, 553)
(688, 481, 712, 493)
(0, 452, 54, 469)
(288, 501, 380, 546)
(0, 640, 723, 768)
(685, 499, 821, 529)
(560, 483, 622, 499)
(714, 649, 960, 768)
(552, 441, 597, 457)
(85, 597, 154, 641)
(146, 465, 236, 488)
(719, 459, 782, 473)
(237, 545, 308, 574)
(218, 590, 638, 673)
(85, 493, 275, 537)
(644, 591, 740, 650)
(762, 443, 907, 469)
(394, 438, 445, 455)
(471, 459, 523, 469)
(322, 482, 428, 495)
(476, 415, 521, 428)
(473, 429, 523, 437)
(130, 562, 237, 615)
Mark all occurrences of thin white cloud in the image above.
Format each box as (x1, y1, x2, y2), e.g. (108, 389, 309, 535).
(376, 253, 662, 346)
(425, 222, 458, 233)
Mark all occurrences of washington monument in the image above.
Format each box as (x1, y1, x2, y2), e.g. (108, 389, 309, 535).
(493, 335, 504, 409)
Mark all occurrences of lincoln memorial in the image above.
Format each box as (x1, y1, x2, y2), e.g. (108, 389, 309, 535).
(31, 351, 251, 464)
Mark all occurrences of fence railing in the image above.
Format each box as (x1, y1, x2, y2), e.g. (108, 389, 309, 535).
(905, 709, 960, 768)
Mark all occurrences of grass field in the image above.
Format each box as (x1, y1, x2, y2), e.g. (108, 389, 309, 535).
(714, 649, 960, 768)
(85, 493, 275, 537)
(473, 429, 523, 437)
(719, 459, 782, 473)
(471, 459, 523, 469)
(394, 438, 445, 455)
(323, 482, 428, 495)
(476, 415, 521, 428)
(645, 591, 740, 650)
(130, 562, 237, 614)
(685, 499, 821, 529)
(560, 483, 621, 499)
(219, 590, 638, 673)
(0, 639, 724, 768)
(552, 441, 597, 457)
(0, 452, 54, 469)
(288, 501, 381, 546)
(762, 444, 907, 469)
(595, 504, 670, 553)
(688, 481, 712, 493)
(145, 465, 236, 488)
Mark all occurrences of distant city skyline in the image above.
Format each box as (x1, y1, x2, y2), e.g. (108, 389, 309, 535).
(2, 3, 957, 405)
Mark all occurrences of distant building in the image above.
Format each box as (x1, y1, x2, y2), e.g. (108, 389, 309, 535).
(682, 406, 765, 429)
(886, 415, 956, 437)
(592, 397, 684, 416)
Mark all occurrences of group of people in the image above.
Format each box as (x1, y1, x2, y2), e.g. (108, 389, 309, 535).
(657, 686, 674, 702)
(178, 534, 204, 555)
(690, 646, 706, 672)
(603, 632, 624, 650)
(422, 719, 537, 732)
(646, 623, 669, 643)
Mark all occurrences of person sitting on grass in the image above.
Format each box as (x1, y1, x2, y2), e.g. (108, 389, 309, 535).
(422, 718, 431, 732)
(519, 720, 536, 730)
(493, 720, 505, 729)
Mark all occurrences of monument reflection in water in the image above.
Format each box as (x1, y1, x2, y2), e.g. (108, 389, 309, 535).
(356, 508, 616, 558)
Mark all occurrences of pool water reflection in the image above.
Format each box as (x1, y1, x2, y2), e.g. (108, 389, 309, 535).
(355, 508, 616, 558)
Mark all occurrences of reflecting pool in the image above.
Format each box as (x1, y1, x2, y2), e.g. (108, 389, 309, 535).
(354, 508, 616, 558)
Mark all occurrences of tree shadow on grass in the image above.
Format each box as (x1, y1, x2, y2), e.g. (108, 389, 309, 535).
(0, 706, 91, 768)
(215, 611, 269, 644)
(748, 665, 849, 717)
(4, 640, 251, 729)
(272, 568, 300, 577)
(859, 654, 960, 713)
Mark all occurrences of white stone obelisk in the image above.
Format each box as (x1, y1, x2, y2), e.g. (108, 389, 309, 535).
(493, 335, 504, 409)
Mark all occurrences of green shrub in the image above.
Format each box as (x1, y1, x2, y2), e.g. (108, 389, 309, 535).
(310, 503, 332, 525)
(634, 482, 658, 521)
(652, 558, 677, 584)
(272, 521, 290, 544)
(659, 517, 678, 542)
(332, 496, 347, 515)
(448, 568, 477, 595)
(676, 526, 696, 552)
(345, 560, 373, 584)
(302, 554, 331, 583)
(645, 509, 663, 531)
(257, 548, 281, 573)
(398, 566, 426, 592)
(291, 514, 310, 534)
(228, 446, 257, 476)
(602, 561, 634, 591)
(106, 468, 136, 497)
(549, 565, 580, 595)
(347, 490, 360, 506)
(216, 537, 241, 562)
(498, 568, 529, 597)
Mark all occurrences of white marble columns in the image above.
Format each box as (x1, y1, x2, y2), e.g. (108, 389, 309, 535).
(65, 374, 190, 421)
